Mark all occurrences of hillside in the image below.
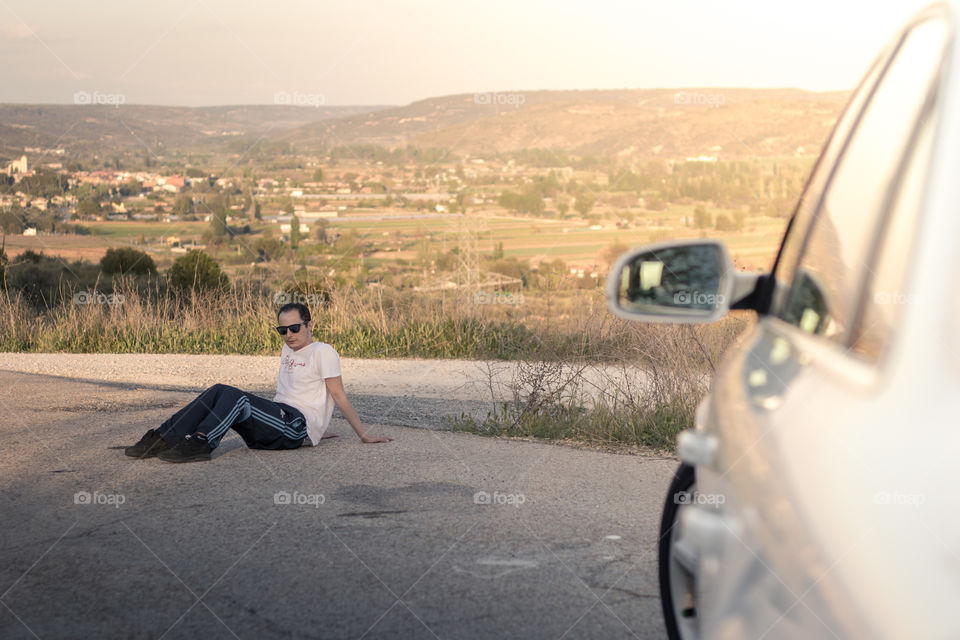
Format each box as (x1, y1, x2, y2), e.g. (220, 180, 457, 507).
(282, 88, 849, 159)
(0, 104, 389, 159)
(0, 88, 850, 162)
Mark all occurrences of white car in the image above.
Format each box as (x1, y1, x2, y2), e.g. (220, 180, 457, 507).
(607, 4, 960, 639)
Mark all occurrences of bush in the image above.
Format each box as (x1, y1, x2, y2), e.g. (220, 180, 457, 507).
(694, 206, 712, 229)
(168, 250, 229, 293)
(4, 250, 101, 309)
(446, 320, 748, 451)
(498, 189, 545, 214)
(100, 247, 157, 275)
(1, 208, 25, 233)
(77, 200, 101, 217)
(714, 214, 736, 232)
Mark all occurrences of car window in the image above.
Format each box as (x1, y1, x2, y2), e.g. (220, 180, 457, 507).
(852, 98, 937, 360)
(768, 40, 895, 313)
(778, 18, 948, 348)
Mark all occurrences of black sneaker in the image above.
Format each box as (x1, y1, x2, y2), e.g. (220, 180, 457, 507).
(124, 429, 169, 458)
(157, 433, 212, 463)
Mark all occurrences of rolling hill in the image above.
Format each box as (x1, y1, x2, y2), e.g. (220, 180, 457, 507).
(280, 88, 850, 159)
(0, 104, 389, 159)
(0, 88, 850, 163)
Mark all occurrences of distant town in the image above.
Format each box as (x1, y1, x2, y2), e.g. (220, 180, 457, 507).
(4, 142, 812, 273)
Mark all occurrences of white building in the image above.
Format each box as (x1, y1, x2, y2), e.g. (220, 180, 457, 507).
(4, 155, 28, 176)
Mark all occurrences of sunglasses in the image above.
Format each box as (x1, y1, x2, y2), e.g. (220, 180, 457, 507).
(276, 323, 308, 336)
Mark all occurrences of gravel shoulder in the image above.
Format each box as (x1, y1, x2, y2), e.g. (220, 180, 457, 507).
(0, 353, 652, 433)
(0, 353, 507, 429)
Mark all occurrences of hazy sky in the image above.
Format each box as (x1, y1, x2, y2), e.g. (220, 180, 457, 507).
(0, 0, 936, 106)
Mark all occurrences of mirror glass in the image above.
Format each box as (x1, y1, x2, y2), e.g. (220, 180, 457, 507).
(617, 244, 726, 316)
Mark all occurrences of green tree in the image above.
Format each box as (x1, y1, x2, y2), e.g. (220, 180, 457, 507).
(254, 200, 262, 221)
(172, 194, 194, 216)
(574, 193, 596, 216)
(5, 250, 100, 309)
(694, 206, 712, 229)
(312, 168, 324, 182)
(100, 247, 157, 275)
(118, 178, 141, 197)
(252, 234, 287, 262)
(313, 219, 329, 244)
(436, 249, 458, 271)
(714, 214, 736, 232)
(486, 257, 528, 283)
(290, 214, 301, 249)
(498, 189, 545, 214)
(206, 194, 228, 237)
(1, 207, 25, 233)
(168, 250, 229, 293)
(77, 200, 101, 218)
(211, 209, 228, 237)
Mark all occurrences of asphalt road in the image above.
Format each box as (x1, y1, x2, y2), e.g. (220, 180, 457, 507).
(0, 364, 677, 640)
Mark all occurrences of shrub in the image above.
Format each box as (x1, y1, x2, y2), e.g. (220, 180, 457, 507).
(100, 247, 157, 275)
(168, 250, 229, 293)
(446, 319, 748, 451)
(4, 250, 101, 309)
(714, 214, 737, 232)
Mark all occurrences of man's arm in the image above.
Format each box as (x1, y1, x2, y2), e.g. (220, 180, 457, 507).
(324, 376, 393, 443)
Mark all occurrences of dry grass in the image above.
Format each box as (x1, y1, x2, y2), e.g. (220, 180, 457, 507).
(445, 318, 749, 451)
(1, 280, 748, 450)
(0, 279, 746, 359)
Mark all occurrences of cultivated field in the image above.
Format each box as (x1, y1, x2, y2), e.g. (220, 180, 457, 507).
(4, 206, 786, 273)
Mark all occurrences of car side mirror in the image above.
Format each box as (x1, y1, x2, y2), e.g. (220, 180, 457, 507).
(606, 239, 760, 323)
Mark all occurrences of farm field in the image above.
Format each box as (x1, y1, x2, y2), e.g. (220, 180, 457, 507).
(4, 206, 787, 274)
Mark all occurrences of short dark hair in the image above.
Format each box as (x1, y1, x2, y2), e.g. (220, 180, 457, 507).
(277, 302, 311, 323)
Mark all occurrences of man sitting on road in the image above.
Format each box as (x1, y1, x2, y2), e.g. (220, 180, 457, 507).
(124, 301, 392, 462)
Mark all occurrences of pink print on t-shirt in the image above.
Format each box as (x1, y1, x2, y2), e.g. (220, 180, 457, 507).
(281, 355, 307, 372)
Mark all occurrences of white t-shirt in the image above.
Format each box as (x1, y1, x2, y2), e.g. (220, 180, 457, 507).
(273, 341, 342, 446)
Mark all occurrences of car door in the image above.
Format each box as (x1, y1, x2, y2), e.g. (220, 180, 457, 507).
(687, 10, 950, 639)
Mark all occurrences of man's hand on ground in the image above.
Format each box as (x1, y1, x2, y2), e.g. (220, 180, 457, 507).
(361, 435, 393, 443)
